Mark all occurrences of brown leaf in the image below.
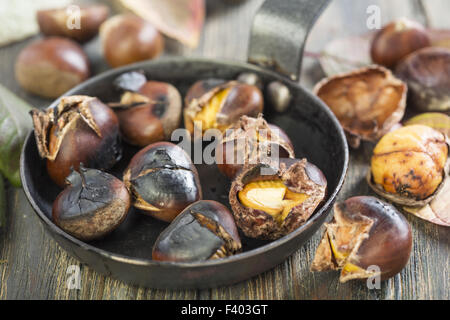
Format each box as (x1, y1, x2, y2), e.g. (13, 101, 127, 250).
(404, 177, 450, 227)
(116, 0, 205, 48)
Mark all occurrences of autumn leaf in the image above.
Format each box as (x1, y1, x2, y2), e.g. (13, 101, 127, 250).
(116, 0, 205, 48)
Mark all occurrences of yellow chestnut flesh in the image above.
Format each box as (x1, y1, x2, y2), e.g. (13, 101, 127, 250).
(194, 88, 231, 131)
(371, 125, 448, 200)
(238, 180, 308, 224)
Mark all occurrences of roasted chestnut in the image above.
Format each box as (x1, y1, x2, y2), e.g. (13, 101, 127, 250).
(311, 196, 412, 282)
(31, 95, 122, 187)
(396, 47, 450, 112)
(229, 158, 327, 240)
(100, 14, 164, 68)
(37, 4, 109, 42)
(152, 200, 241, 262)
(216, 114, 295, 179)
(405, 112, 450, 139)
(123, 142, 202, 222)
(110, 72, 182, 146)
(15, 37, 90, 98)
(184, 79, 263, 135)
(368, 125, 449, 207)
(52, 166, 131, 241)
(314, 66, 407, 148)
(370, 18, 431, 69)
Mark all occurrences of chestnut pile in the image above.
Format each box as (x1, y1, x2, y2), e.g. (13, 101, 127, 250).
(15, 4, 164, 98)
(31, 71, 329, 264)
(311, 17, 450, 284)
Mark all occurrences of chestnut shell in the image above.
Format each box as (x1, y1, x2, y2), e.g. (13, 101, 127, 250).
(216, 114, 295, 179)
(314, 65, 407, 148)
(152, 200, 241, 262)
(123, 142, 202, 222)
(52, 166, 130, 241)
(229, 158, 327, 240)
(396, 47, 450, 112)
(311, 196, 412, 282)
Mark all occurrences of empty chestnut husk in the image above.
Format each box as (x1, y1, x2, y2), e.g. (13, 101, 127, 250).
(396, 47, 450, 112)
(123, 142, 202, 222)
(109, 72, 182, 147)
(314, 65, 407, 148)
(368, 125, 449, 207)
(100, 14, 164, 67)
(37, 4, 109, 43)
(216, 114, 295, 179)
(184, 79, 263, 135)
(31, 95, 122, 187)
(229, 158, 327, 240)
(15, 37, 90, 98)
(311, 196, 412, 282)
(152, 200, 242, 262)
(370, 18, 431, 69)
(52, 166, 131, 241)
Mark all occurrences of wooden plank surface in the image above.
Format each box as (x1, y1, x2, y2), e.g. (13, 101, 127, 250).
(0, 0, 449, 300)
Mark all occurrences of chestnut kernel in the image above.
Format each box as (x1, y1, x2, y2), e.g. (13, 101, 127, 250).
(37, 4, 109, 43)
(311, 196, 412, 282)
(267, 81, 292, 113)
(396, 47, 450, 112)
(15, 37, 90, 98)
(52, 166, 131, 241)
(229, 158, 327, 240)
(100, 14, 164, 68)
(314, 65, 407, 148)
(110, 72, 182, 146)
(31, 95, 122, 187)
(370, 18, 431, 69)
(368, 125, 449, 207)
(216, 114, 295, 179)
(184, 80, 264, 135)
(123, 142, 202, 222)
(152, 200, 242, 262)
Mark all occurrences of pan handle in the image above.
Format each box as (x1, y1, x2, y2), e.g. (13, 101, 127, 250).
(248, 0, 330, 81)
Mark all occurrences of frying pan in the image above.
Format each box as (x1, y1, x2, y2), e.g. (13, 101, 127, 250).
(20, 0, 348, 289)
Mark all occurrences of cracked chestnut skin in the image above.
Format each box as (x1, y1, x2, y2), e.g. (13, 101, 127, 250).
(123, 142, 202, 222)
(183, 79, 263, 135)
(52, 166, 131, 241)
(31, 95, 122, 187)
(311, 196, 412, 282)
(216, 115, 295, 179)
(111, 72, 182, 147)
(229, 158, 327, 240)
(152, 200, 242, 262)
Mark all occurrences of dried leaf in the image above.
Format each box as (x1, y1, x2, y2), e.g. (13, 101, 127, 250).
(318, 33, 374, 76)
(0, 0, 71, 47)
(404, 177, 450, 226)
(116, 0, 205, 48)
(405, 112, 450, 137)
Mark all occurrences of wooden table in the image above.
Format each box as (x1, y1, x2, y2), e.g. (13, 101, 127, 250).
(0, 0, 448, 299)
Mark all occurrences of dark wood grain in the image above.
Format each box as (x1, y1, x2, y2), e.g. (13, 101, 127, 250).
(0, 0, 448, 300)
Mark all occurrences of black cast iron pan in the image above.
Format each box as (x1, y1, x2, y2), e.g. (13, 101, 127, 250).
(20, 0, 348, 289)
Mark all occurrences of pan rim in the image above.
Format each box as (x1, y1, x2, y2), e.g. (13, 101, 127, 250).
(20, 56, 349, 269)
